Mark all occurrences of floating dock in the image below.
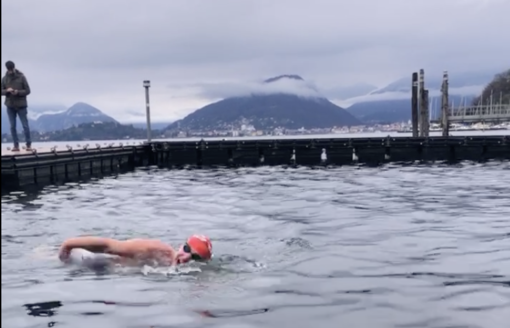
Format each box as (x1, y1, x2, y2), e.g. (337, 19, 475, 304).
(1, 135, 509, 194)
(1, 145, 149, 194)
(150, 135, 509, 168)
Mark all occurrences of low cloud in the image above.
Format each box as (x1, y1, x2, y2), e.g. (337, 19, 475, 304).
(191, 77, 324, 100)
(337, 85, 485, 108)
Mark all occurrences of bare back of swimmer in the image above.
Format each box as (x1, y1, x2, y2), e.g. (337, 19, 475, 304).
(58, 235, 213, 267)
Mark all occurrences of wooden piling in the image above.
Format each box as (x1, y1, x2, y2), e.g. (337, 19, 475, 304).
(418, 69, 427, 137)
(422, 89, 430, 137)
(441, 71, 449, 137)
(411, 72, 419, 137)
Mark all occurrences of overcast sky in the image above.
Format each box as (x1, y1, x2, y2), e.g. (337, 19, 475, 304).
(2, 0, 509, 123)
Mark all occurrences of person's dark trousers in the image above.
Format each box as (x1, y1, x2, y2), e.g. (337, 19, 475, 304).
(7, 106, 32, 149)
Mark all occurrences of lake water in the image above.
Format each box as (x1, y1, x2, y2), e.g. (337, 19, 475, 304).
(2, 162, 510, 328)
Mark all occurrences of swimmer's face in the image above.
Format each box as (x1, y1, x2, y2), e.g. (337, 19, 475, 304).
(175, 243, 203, 264)
(175, 245, 192, 264)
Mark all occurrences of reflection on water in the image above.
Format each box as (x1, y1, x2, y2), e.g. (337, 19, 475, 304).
(2, 162, 510, 328)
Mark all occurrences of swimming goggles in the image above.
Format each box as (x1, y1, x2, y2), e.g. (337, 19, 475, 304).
(183, 243, 204, 261)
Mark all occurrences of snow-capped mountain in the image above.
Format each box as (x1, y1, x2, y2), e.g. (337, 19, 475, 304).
(1, 102, 119, 133)
(34, 102, 119, 132)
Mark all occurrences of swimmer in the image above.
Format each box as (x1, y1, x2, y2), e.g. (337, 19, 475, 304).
(58, 234, 212, 268)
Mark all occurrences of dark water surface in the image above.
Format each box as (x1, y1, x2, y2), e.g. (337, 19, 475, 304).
(2, 162, 510, 328)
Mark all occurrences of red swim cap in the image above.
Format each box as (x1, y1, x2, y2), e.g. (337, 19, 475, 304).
(187, 234, 212, 260)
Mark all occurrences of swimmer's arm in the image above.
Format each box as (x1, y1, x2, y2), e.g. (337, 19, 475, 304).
(59, 237, 175, 264)
(59, 237, 121, 261)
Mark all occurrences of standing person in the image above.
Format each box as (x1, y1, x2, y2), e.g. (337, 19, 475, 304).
(1, 60, 32, 151)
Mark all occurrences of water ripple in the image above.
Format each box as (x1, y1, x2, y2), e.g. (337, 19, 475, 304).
(2, 162, 509, 327)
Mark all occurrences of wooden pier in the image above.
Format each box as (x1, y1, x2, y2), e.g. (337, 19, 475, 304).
(2, 135, 509, 194)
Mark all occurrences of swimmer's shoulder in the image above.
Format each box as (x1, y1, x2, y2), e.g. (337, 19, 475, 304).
(121, 238, 171, 251)
(116, 238, 174, 262)
(123, 238, 166, 245)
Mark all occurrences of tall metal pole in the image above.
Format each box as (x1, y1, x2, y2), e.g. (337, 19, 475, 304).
(143, 80, 152, 142)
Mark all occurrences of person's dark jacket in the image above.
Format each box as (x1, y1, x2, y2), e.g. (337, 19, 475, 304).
(1, 69, 31, 108)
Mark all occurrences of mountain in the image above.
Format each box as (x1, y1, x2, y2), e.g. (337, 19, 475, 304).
(33, 102, 119, 132)
(1, 102, 118, 134)
(1, 101, 174, 135)
(165, 75, 361, 131)
(343, 70, 496, 124)
(25, 104, 68, 120)
(472, 69, 510, 105)
(369, 71, 494, 96)
(344, 95, 473, 124)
